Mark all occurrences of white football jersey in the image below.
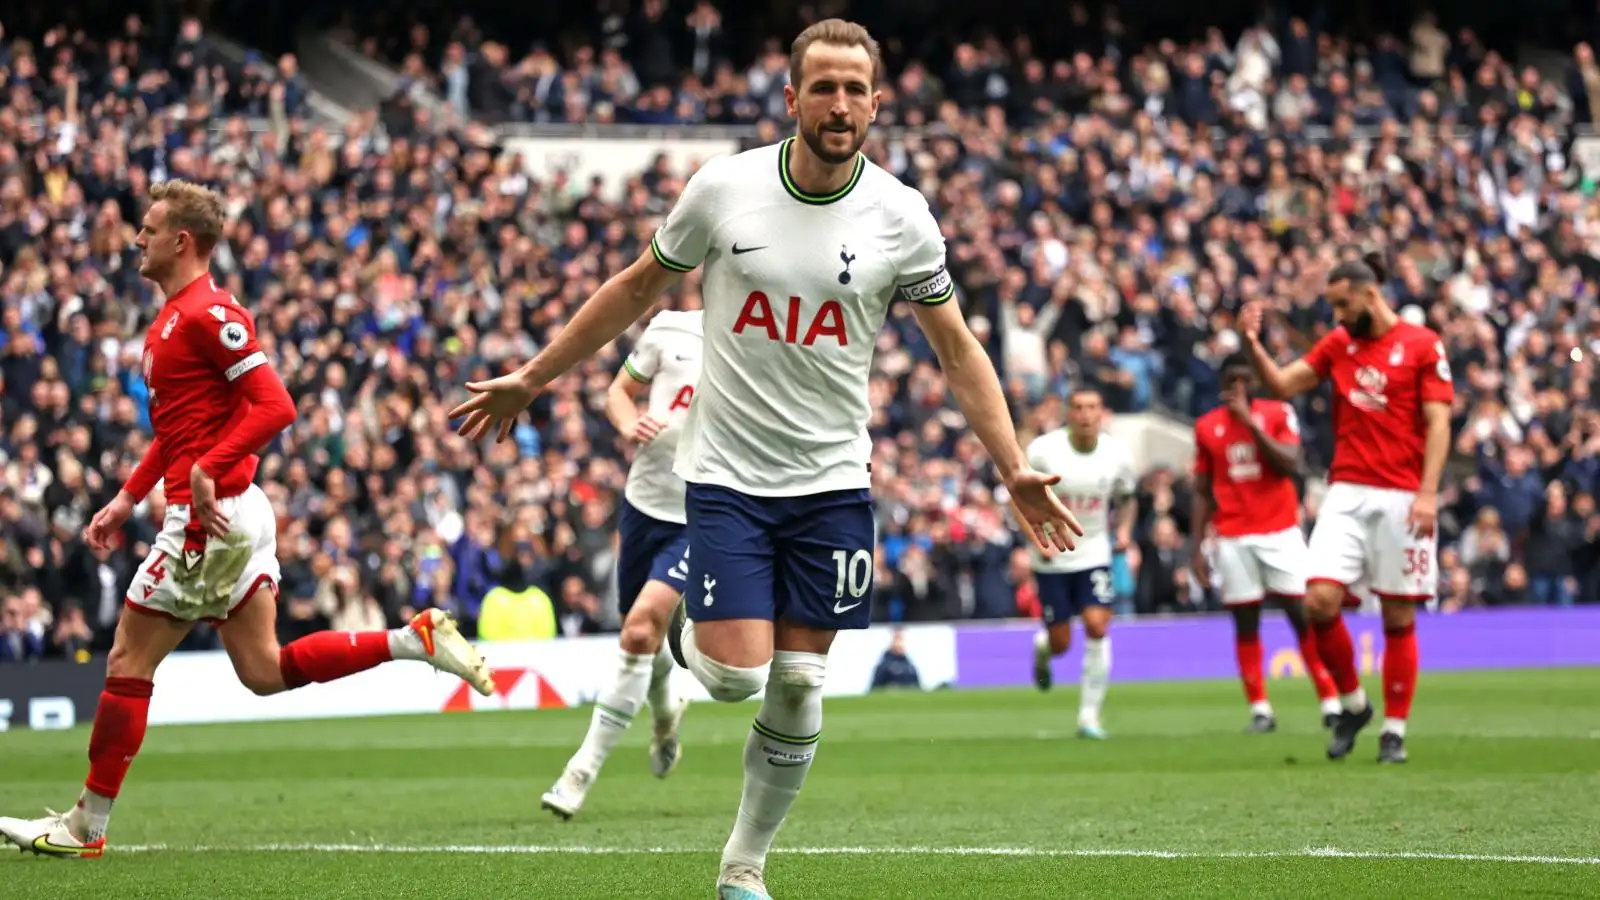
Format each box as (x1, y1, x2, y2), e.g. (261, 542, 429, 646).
(649, 138, 955, 497)
(620, 309, 704, 524)
(1026, 430, 1137, 574)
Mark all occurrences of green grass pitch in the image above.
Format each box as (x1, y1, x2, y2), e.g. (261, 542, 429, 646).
(2, 669, 1597, 898)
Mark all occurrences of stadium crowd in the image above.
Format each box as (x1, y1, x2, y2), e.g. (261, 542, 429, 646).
(3, 7, 1600, 664)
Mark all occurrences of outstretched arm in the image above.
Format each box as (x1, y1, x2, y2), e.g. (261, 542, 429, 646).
(910, 299, 1026, 481)
(521, 254, 681, 387)
(910, 299, 1082, 553)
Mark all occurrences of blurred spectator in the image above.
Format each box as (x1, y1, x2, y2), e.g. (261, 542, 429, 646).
(478, 565, 557, 641)
(870, 630, 922, 690)
(1, 590, 46, 662)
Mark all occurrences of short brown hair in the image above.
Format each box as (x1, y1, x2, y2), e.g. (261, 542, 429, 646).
(789, 18, 882, 89)
(149, 179, 225, 255)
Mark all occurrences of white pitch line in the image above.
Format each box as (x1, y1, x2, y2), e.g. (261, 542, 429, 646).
(111, 844, 1600, 865)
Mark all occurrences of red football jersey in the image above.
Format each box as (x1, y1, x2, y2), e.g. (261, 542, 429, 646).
(1193, 399, 1302, 537)
(141, 274, 271, 505)
(1304, 321, 1454, 492)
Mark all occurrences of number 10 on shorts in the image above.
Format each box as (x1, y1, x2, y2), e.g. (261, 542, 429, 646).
(832, 549, 872, 599)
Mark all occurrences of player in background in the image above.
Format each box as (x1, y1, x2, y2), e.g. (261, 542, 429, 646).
(1190, 353, 1341, 733)
(1239, 251, 1453, 764)
(1024, 387, 1135, 740)
(449, 20, 1080, 900)
(0, 180, 493, 859)
(541, 308, 702, 819)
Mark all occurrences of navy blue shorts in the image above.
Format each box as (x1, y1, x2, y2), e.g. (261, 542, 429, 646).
(684, 484, 876, 631)
(1037, 567, 1114, 625)
(616, 500, 690, 616)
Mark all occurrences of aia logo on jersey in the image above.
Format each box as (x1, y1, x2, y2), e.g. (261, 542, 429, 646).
(1350, 366, 1388, 412)
(1063, 494, 1105, 513)
(161, 313, 179, 340)
(733, 291, 849, 347)
(668, 385, 694, 413)
(1225, 442, 1262, 481)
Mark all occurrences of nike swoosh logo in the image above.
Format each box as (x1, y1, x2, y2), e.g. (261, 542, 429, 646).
(731, 244, 767, 255)
(413, 616, 437, 657)
(833, 600, 862, 614)
(675, 354, 693, 361)
(32, 835, 93, 856)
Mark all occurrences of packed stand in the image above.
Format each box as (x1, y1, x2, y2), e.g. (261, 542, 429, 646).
(363, 4, 1600, 607)
(6, 13, 1600, 666)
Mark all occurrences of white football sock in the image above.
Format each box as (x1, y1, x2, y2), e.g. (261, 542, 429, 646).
(722, 651, 825, 872)
(1340, 687, 1369, 714)
(1034, 629, 1051, 662)
(1381, 717, 1407, 738)
(1250, 701, 1274, 717)
(1320, 697, 1343, 717)
(568, 649, 652, 775)
(70, 790, 113, 842)
(647, 645, 675, 724)
(1079, 637, 1111, 727)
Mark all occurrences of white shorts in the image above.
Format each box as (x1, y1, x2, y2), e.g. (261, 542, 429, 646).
(1308, 482, 1437, 603)
(1214, 526, 1308, 605)
(125, 484, 281, 624)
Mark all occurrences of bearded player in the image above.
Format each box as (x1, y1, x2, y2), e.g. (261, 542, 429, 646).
(541, 308, 702, 819)
(1025, 387, 1134, 740)
(0, 180, 493, 858)
(450, 19, 1080, 899)
(1240, 252, 1453, 764)
(1191, 353, 1341, 733)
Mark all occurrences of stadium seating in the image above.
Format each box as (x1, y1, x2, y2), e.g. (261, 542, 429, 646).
(2, 8, 1598, 665)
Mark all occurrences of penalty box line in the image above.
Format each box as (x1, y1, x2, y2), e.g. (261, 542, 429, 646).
(114, 844, 1600, 865)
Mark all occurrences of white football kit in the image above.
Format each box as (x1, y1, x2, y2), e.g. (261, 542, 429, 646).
(620, 309, 704, 525)
(647, 137, 955, 632)
(1025, 430, 1136, 575)
(650, 138, 954, 500)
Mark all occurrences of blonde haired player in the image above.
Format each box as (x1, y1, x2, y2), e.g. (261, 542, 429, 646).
(1025, 386, 1135, 740)
(0, 180, 492, 858)
(1240, 251, 1453, 764)
(541, 308, 702, 819)
(449, 20, 1080, 899)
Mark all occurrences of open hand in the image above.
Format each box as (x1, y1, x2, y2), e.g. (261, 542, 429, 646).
(1006, 468, 1084, 555)
(451, 368, 543, 443)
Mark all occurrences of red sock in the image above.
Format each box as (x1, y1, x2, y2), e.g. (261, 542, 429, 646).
(279, 631, 393, 690)
(84, 677, 154, 800)
(1383, 625, 1418, 721)
(1298, 633, 1339, 701)
(1234, 635, 1267, 705)
(1311, 616, 1362, 694)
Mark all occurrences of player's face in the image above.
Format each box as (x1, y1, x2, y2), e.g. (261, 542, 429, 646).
(1327, 279, 1376, 339)
(786, 42, 878, 165)
(1222, 365, 1254, 398)
(1067, 392, 1103, 441)
(135, 201, 182, 281)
